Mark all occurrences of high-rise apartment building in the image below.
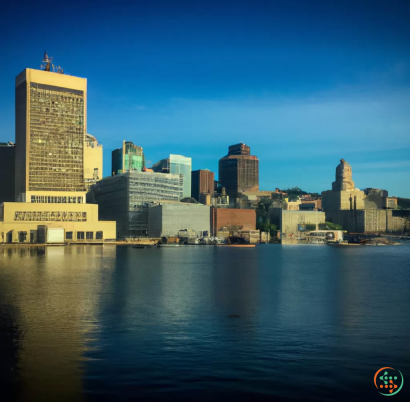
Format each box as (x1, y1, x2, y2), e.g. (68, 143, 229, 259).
(84, 133, 103, 190)
(218, 143, 259, 197)
(112, 140, 145, 176)
(15, 65, 87, 202)
(152, 154, 192, 198)
(191, 169, 214, 201)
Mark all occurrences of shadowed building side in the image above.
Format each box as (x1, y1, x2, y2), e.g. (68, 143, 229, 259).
(0, 142, 15, 204)
(191, 169, 214, 201)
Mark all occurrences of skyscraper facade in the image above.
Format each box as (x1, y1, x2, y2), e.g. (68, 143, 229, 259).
(218, 143, 259, 197)
(84, 133, 103, 190)
(191, 169, 214, 200)
(152, 154, 192, 198)
(112, 140, 145, 176)
(15, 67, 87, 202)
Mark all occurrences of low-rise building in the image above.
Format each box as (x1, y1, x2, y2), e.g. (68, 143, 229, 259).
(211, 207, 256, 236)
(276, 210, 326, 243)
(148, 203, 211, 237)
(300, 199, 322, 210)
(306, 230, 344, 244)
(0, 201, 115, 243)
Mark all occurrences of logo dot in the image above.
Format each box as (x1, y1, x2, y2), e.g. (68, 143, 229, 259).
(389, 376, 392, 380)
(394, 376, 397, 380)
(380, 385, 384, 388)
(390, 385, 393, 388)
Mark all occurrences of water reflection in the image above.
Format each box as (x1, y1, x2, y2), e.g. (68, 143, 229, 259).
(0, 245, 116, 402)
(0, 244, 409, 402)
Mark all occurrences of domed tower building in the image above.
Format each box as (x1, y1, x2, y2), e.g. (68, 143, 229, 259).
(331, 159, 355, 191)
(322, 159, 403, 234)
(321, 159, 365, 232)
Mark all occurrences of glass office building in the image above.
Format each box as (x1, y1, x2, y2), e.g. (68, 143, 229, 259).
(152, 154, 192, 198)
(112, 141, 144, 176)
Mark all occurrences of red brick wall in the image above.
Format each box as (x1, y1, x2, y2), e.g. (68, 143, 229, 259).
(212, 208, 256, 235)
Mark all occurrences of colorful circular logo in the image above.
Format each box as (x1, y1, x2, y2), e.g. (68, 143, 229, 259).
(374, 367, 403, 396)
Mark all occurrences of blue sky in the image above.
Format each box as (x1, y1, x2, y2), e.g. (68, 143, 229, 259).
(1, 0, 409, 196)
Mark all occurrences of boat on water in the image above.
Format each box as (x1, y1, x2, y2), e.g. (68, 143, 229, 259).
(158, 243, 180, 247)
(216, 244, 255, 248)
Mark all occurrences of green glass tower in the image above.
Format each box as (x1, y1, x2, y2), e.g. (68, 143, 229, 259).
(112, 141, 145, 176)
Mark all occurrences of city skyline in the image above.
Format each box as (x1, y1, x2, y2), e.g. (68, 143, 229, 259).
(1, 0, 409, 197)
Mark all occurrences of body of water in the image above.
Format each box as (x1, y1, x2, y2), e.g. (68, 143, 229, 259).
(0, 244, 409, 401)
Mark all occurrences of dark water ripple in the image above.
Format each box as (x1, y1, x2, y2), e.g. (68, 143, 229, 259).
(0, 244, 409, 401)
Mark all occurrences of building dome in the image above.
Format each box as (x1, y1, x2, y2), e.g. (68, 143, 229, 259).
(332, 159, 355, 191)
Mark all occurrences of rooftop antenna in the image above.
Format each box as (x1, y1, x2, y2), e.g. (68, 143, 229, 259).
(40, 50, 64, 74)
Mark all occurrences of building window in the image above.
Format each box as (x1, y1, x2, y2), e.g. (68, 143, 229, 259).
(18, 231, 27, 243)
(77, 231, 84, 240)
(66, 231, 73, 240)
(96, 231, 103, 239)
(86, 232, 93, 240)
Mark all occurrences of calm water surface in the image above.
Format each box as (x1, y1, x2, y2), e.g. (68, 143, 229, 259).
(0, 244, 409, 401)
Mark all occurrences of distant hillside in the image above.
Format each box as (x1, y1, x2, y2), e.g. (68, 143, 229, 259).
(397, 198, 410, 209)
(279, 187, 320, 200)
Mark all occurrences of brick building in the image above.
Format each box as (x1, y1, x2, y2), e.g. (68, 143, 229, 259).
(218, 143, 259, 198)
(211, 207, 256, 236)
(191, 169, 215, 201)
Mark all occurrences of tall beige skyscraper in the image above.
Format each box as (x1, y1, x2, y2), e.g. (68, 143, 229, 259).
(84, 133, 103, 190)
(15, 55, 87, 202)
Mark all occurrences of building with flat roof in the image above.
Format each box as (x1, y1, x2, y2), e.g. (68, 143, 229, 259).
(112, 140, 144, 176)
(278, 210, 326, 244)
(148, 203, 211, 238)
(15, 64, 87, 202)
(211, 207, 256, 236)
(191, 169, 214, 201)
(84, 133, 103, 190)
(89, 170, 183, 238)
(219, 143, 259, 198)
(0, 201, 115, 243)
(152, 154, 192, 198)
(0, 142, 15, 204)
